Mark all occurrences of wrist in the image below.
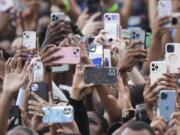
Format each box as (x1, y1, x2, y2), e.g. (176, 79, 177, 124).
(70, 88, 83, 101)
(1, 90, 13, 101)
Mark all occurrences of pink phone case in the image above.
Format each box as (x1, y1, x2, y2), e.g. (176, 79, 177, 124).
(51, 47, 81, 65)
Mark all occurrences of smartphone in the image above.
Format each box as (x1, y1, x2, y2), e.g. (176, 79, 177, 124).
(157, 90, 176, 122)
(103, 49, 111, 67)
(23, 31, 36, 49)
(0, 0, 13, 11)
(158, 0, 172, 27)
(84, 66, 118, 85)
(30, 82, 49, 101)
(171, 13, 180, 28)
(8, 105, 22, 130)
(104, 13, 120, 42)
(165, 43, 180, 73)
(130, 29, 145, 48)
(51, 12, 70, 22)
(33, 60, 44, 82)
(42, 105, 74, 124)
(150, 61, 167, 85)
(88, 44, 103, 67)
(145, 32, 151, 48)
(51, 47, 81, 65)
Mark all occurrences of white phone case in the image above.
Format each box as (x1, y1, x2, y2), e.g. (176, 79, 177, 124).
(150, 61, 167, 85)
(158, 0, 172, 27)
(51, 12, 71, 22)
(104, 13, 120, 42)
(157, 90, 176, 122)
(130, 29, 145, 46)
(42, 106, 74, 124)
(33, 60, 44, 82)
(23, 31, 36, 49)
(165, 43, 180, 74)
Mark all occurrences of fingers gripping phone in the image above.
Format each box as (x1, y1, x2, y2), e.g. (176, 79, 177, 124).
(30, 82, 49, 101)
(150, 61, 167, 85)
(23, 31, 36, 49)
(8, 106, 22, 130)
(84, 66, 118, 85)
(165, 43, 180, 74)
(157, 90, 176, 122)
(104, 13, 120, 42)
(42, 105, 74, 124)
(51, 47, 81, 65)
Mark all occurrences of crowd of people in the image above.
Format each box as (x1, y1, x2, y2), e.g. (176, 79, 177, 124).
(0, 0, 180, 135)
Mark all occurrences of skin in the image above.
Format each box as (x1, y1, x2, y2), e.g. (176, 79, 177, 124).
(88, 111, 105, 135)
(120, 128, 151, 135)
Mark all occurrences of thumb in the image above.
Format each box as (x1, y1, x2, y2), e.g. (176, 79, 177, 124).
(107, 95, 117, 103)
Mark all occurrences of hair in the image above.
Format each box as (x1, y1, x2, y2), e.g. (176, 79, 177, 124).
(95, 112, 109, 133)
(119, 121, 155, 135)
(8, 127, 38, 135)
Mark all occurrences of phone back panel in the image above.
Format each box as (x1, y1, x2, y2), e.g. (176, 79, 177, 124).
(84, 67, 118, 85)
(104, 13, 120, 41)
(23, 31, 36, 49)
(51, 47, 81, 65)
(130, 29, 145, 45)
(30, 82, 49, 101)
(158, 90, 176, 122)
(165, 43, 180, 73)
(150, 61, 167, 85)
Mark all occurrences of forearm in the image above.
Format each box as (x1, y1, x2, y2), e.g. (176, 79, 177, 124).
(96, 86, 122, 122)
(148, 0, 157, 29)
(128, 67, 145, 85)
(0, 91, 12, 135)
(121, 0, 133, 28)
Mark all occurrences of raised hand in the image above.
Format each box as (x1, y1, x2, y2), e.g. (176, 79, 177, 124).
(3, 57, 29, 97)
(71, 65, 93, 100)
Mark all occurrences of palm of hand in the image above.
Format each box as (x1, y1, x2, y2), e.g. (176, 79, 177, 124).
(3, 72, 25, 94)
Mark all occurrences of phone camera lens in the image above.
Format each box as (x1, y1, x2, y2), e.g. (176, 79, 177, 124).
(136, 34, 139, 37)
(167, 44, 174, 53)
(76, 49, 79, 52)
(109, 38, 113, 42)
(24, 33, 26, 35)
(108, 17, 111, 20)
(152, 68, 155, 71)
(152, 64, 155, 67)
(31, 83, 38, 91)
(161, 92, 168, 100)
(55, 16, 58, 20)
(132, 36, 136, 39)
(172, 17, 178, 25)
(74, 51, 77, 55)
(105, 15, 108, 18)
(155, 66, 158, 69)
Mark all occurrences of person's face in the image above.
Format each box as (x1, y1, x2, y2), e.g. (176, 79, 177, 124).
(113, 128, 151, 135)
(88, 111, 105, 135)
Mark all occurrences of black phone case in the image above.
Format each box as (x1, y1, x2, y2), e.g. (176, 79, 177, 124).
(84, 67, 118, 85)
(30, 82, 49, 101)
(8, 105, 22, 130)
